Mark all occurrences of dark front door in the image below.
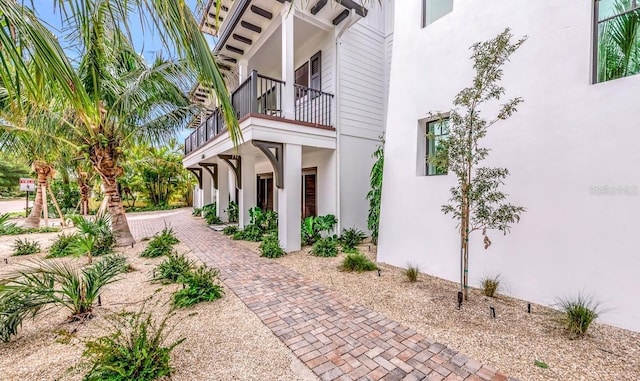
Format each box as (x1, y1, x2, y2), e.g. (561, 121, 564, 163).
(257, 174, 274, 211)
(302, 169, 317, 219)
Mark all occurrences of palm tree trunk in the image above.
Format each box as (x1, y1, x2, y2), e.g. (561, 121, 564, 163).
(24, 161, 52, 228)
(78, 172, 90, 216)
(91, 149, 135, 247)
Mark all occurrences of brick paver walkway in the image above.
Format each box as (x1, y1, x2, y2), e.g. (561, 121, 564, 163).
(129, 209, 516, 381)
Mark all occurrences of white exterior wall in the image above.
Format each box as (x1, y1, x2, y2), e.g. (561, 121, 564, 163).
(379, 0, 640, 332)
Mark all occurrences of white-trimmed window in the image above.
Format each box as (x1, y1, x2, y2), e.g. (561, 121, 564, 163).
(422, 0, 453, 27)
(595, 0, 640, 82)
(426, 118, 449, 176)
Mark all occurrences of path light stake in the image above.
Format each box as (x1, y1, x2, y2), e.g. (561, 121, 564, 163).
(457, 291, 463, 309)
(3, 258, 7, 264)
(490, 306, 496, 319)
(527, 303, 531, 314)
(98, 295, 102, 306)
(377, 269, 381, 277)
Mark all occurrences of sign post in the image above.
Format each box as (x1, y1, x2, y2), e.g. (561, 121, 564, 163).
(19, 178, 36, 218)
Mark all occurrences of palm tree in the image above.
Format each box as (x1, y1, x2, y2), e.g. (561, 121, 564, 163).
(598, 0, 640, 81)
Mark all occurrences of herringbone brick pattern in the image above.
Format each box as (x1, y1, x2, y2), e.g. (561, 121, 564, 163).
(129, 209, 517, 381)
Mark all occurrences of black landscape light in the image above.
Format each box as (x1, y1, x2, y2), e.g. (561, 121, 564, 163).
(3, 258, 7, 264)
(457, 291, 463, 309)
(377, 269, 381, 277)
(527, 303, 531, 314)
(490, 306, 496, 318)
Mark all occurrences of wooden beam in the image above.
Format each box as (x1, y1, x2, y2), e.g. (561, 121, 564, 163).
(332, 9, 349, 25)
(338, 0, 368, 17)
(218, 155, 242, 189)
(250, 5, 272, 20)
(211, 2, 229, 12)
(241, 20, 262, 33)
(225, 45, 244, 55)
(251, 141, 284, 189)
(311, 0, 328, 15)
(232, 33, 252, 45)
(187, 168, 203, 190)
(199, 163, 219, 189)
(222, 56, 237, 63)
(207, 13, 224, 21)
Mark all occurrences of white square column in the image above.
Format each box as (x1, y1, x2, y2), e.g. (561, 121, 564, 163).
(216, 163, 230, 222)
(239, 59, 249, 82)
(278, 144, 302, 252)
(239, 155, 256, 227)
(281, 9, 295, 120)
(202, 172, 213, 207)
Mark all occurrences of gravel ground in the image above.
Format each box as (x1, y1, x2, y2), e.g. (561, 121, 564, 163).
(0, 230, 317, 381)
(236, 239, 640, 381)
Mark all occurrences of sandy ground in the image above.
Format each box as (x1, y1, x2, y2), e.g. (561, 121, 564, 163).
(0, 229, 317, 381)
(236, 239, 640, 381)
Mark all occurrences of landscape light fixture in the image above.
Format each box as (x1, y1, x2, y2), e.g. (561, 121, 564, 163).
(377, 269, 381, 277)
(457, 291, 463, 309)
(490, 306, 496, 319)
(527, 303, 531, 314)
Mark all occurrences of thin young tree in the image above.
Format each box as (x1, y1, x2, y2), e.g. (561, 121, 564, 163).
(429, 29, 527, 301)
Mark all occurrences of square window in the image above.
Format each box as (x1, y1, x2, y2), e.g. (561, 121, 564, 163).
(423, 0, 453, 27)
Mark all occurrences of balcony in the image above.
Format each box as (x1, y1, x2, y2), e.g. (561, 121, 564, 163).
(185, 70, 334, 156)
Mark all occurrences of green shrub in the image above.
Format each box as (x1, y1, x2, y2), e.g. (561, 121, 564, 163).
(259, 234, 285, 258)
(172, 266, 224, 308)
(154, 252, 194, 283)
(0, 213, 22, 235)
(339, 227, 367, 250)
(47, 233, 79, 258)
(557, 294, 601, 339)
(340, 252, 377, 272)
(82, 309, 184, 381)
(12, 238, 41, 256)
(301, 214, 338, 245)
(405, 264, 419, 282)
(263, 210, 278, 232)
(70, 213, 115, 261)
(480, 274, 501, 297)
(226, 201, 239, 223)
(231, 224, 263, 242)
(205, 214, 222, 225)
(341, 246, 359, 254)
(310, 237, 338, 257)
(140, 226, 180, 258)
(192, 207, 203, 216)
(222, 225, 238, 236)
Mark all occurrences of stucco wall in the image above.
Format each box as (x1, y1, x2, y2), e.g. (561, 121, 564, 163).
(379, 0, 640, 331)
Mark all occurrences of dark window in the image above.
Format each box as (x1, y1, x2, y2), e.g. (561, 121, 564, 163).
(426, 118, 449, 175)
(295, 62, 309, 88)
(595, 0, 640, 82)
(310, 51, 322, 90)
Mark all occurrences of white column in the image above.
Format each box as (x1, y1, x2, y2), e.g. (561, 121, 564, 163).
(239, 155, 256, 227)
(228, 170, 237, 203)
(281, 9, 295, 119)
(217, 163, 230, 222)
(278, 144, 302, 252)
(202, 171, 213, 207)
(238, 59, 249, 82)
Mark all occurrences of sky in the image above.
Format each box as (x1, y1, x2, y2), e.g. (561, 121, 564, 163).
(32, 1, 215, 143)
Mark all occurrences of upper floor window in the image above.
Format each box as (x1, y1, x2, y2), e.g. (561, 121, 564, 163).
(422, 0, 453, 28)
(426, 118, 449, 175)
(595, 0, 640, 82)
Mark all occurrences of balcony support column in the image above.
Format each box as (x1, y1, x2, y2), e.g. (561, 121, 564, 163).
(238, 59, 249, 82)
(281, 9, 295, 120)
(239, 155, 256, 227)
(216, 163, 230, 222)
(278, 143, 302, 252)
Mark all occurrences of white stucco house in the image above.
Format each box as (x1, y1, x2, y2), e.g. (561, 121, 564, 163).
(183, 0, 394, 252)
(378, 0, 640, 332)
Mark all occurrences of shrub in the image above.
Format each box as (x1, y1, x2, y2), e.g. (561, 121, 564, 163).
(222, 225, 238, 236)
(263, 210, 278, 232)
(140, 226, 180, 258)
(71, 213, 115, 262)
(339, 227, 367, 250)
(301, 214, 338, 245)
(226, 201, 239, 223)
(340, 253, 377, 272)
(0, 213, 22, 235)
(342, 246, 359, 254)
(172, 266, 224, 308)
(231, 224, 263, 242)
(0, 255, 127, 342)
(480, 274, 501, 297)
(205, 214, 223, 225)
(259, 234, 285, 259)
(12, 238, 41, 256)
(47, 233, 79, 258)
(154, 252, 194, 283)
(192, 207, 203, 216)
(82, 309, 184, 381)
(310, 237, 338, 257)
(557, 294, 601, 339)
(405, 264, 419, 282)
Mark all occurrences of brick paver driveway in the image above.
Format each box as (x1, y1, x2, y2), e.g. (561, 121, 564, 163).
(129, 209, 515, 381)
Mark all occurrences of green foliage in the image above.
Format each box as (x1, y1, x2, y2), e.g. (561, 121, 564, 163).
(140, 226, 180, 258)
(597, 1, 640, 82)
(405, 264, 419, 283)
(248, 207, 278, 232)
(12, 238, 41, 256)
(47, 233, 80, 258)
(205, 214, 222, 225)
(202, 203, 222, 224)
(534, 360, 549, 369)
(480, 275, 501, 297)
(82, 309, 184, 381)
(231, 224, 263, 242)
(429, 29, 527, 298)
(0, 157, 30, 197)
(51, 180, 80, 213)
(259, 233, 285, 259)
(222, 225, 238, 236)
(71, 214, 116, 260)
(557, 294, 601, 339)
(0, 213, 21, 235)
(0, 255, 128, 342)
(340, 252, 378, 272)
(192, 207, 203, 216)
(226, 201, 239, 223)
(301, 214, 338, 245)
(154, 252, 194, 283)
(339, 227, 367, 250)
(366, 140, 384, 244)
(172, 266, 224, 308)
(310, 237, 339, 257)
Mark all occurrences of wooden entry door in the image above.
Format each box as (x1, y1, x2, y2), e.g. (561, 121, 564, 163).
(302, 168, 317, 219)
(257, 174, 274, 211)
